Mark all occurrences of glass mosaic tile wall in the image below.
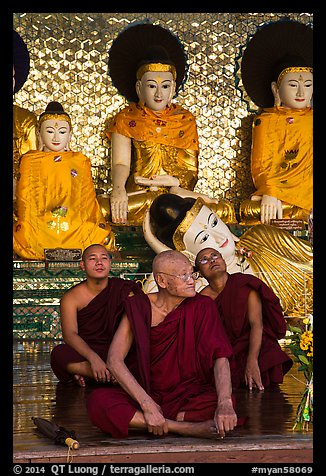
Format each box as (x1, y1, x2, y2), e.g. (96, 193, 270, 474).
(13, 12, 313, 213)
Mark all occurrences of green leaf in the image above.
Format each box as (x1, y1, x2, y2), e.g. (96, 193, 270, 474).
(297, 349, 308, 356)
(288, 325, 303, 333)
(287, 338, 300, 346)
(297, 365, 306, 372)
(298, 355, 309, 365)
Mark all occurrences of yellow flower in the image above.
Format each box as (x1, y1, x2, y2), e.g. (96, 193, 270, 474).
(301, 331, 312, 345)
(287, 316, 313, 432)
(300, 342, 309, 351)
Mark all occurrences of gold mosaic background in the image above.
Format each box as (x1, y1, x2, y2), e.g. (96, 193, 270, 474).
(13, 12, 313, 214)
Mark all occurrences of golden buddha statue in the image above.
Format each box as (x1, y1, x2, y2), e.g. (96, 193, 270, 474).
(99, 22, 236, 226)
(143, 193, 312, 318)
(13, 102, 115, 260)
(238, 20, 313, 225)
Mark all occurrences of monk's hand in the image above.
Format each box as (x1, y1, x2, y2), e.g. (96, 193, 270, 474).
(109, 373, 118, 385)
(214, 399, 237, 438)
(142, 400, 168, 436)
(105, 366, 118, 384)
(89, 355, 111, 383)
(245, 358, 264, 391)
(110, 188, 128, 223)
(260, 194, 283, 224)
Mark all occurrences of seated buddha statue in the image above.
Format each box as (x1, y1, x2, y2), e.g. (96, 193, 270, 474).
(238, 20, 313, 225)
(99, 22, 236, 226)
(13, 101, 115, 260)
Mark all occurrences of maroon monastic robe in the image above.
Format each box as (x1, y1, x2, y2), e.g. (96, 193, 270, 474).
(51, 277, 143, 383)
(214, 273, 293, 388)
(87, 293, 234, 438)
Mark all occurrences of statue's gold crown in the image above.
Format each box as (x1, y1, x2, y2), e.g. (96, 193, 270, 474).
(136, 63, 177, 81)
(277, 66, 313, 87)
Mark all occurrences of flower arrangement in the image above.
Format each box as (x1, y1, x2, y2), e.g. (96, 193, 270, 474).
(235, 247, 253, 272)
(287, 314, 313, 431)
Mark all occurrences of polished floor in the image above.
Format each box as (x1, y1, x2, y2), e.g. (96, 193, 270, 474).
(13, 340, 313, 464)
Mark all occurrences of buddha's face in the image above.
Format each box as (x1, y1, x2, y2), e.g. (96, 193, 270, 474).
(136, 71, 175, 111)
(276, 71, 313, 109)
(39, 119, 71, 152)
(182, 205, 236, 262)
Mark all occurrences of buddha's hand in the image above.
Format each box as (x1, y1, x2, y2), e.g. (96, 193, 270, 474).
(110, 188, 128, 224)
(135, 174, 180, 190)
(260, 194, 283, 224)
(201, 195, 220, 205)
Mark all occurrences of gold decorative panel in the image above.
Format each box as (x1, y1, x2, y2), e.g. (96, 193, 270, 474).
(13, 12, 313, 214)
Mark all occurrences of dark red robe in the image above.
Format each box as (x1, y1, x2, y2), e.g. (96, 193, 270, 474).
(214, 273, 293, 388)
(50, 277, 143, 383)
(86, 293, 234, 438)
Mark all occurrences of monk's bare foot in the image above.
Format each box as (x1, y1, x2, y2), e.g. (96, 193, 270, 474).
(168, 419, 221, 439)
(74, 374, 86, 387)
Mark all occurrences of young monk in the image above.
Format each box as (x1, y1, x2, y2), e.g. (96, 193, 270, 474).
(50, 244, 143, 387)
(86, 250, 238, 439)
(195, 247, 293, 391)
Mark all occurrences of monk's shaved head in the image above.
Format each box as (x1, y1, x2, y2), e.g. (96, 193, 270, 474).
(82, 244, 111, 261)
(152, 250, 190, 275)
(152, 250, 196, 296)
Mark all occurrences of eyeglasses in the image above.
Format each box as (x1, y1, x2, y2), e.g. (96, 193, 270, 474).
(197, 253, 222, 265)
(159, 271, 200, 282)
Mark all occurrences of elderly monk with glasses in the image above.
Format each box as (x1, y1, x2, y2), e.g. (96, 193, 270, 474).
(87, 250, 245, 439)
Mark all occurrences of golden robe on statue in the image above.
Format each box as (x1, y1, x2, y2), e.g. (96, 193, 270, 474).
(238, 224, 313, 317)
(13, 150, 114, 260)
(240, 106, 313, 224)
(13, 104, 37, 182)
(105, 102, 200, 225)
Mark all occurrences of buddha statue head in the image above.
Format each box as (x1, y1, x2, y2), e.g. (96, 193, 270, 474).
(108, 22, 187, 105)
(37, 101, 72, 152)
(143, 193, 239, 266)
(240, 19, 313, 109)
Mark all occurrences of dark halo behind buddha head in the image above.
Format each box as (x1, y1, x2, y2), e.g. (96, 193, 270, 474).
(13, 30, 30, 94)
(137, 45, 176, 71)
(108, 22, 187, 103)
(240, 20, 313, 108)
(272, 53, 311, 83)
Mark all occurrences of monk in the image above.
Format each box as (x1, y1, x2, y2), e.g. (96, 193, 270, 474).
(50, 244, 143, 387)
(86, 250, 238, 439)
(195, 247, 293, 390)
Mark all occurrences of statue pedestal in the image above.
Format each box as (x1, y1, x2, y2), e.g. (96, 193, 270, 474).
(112, 224, 156, 273)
